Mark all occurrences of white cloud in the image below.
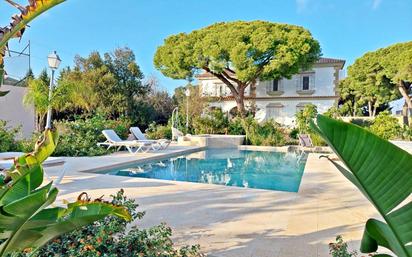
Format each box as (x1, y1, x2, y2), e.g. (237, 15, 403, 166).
(372, 0, 382, 9)
(296, 0, 309, 13)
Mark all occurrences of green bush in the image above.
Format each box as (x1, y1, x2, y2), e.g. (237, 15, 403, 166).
(14, 132, 42, 153)
(192, 109, 229, 134)
(295, 104, 326, 146)
(350, 118, 373, 128)
(53, 115, 131, 157)
(0, 120, 22, 152)
(146, 122, 172, 140)
(295, 104, 317, 134)
(369, 111, 402, 140)
(227, 116, 245, 135)
(15, 190, 203, 257)
(242, 117, 287, 146)
(328, 236, 358, 257)
(289, 128, 299, 139)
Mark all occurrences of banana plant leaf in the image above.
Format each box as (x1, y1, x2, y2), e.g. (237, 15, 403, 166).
(0, 129, 131, 256)
(0, 0, 66, 49)
(312, 115, 412, 257)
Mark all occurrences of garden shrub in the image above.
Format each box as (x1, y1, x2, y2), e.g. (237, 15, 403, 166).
(146, 122, 172, 140)
(192, 109, 229, 134)
(350, 118, 373, 128)
(369, 111, 402, 140)
(227, 116, 245, 135)
(242, 117, 287, 146)
(295, 104, 317, 134)
(289, 128, 299, 139)
(0, 120, 22, 152)
(295, 104, 326, 146)
(53, 115, 131, 157)
(328, 236, 359, 257)
(13, 190, 203, 257)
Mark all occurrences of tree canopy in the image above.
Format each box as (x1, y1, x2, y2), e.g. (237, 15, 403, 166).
(338, 52, 400, 117)
(25, 47, 177, 131)
(59, 47, 149, 118)
(154, 20, 321, 114)
(339, 41, 411, 119)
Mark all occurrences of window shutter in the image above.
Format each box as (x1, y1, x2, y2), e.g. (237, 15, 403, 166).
(310, 75, 315, 89)
(295, 76, 300, 90)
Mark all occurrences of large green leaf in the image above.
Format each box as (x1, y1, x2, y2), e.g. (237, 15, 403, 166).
(0, 0, 66, 50)
(0, 129, 131, 256)
(312, 115, 412, 257)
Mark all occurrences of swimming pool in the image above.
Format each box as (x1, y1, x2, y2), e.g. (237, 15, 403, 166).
(108, 149, 307, 192)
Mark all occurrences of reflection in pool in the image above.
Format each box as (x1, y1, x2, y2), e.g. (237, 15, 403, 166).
(107, 149, 307, 192)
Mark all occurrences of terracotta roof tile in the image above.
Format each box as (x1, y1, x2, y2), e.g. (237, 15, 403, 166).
(317, 57, 345, 64)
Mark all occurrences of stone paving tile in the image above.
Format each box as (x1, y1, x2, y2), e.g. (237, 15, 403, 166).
(43, 149, 382, 257)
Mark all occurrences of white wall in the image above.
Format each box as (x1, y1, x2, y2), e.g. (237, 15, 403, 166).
(256, 67, 336, 97)
(199, 65, 339, 126)
(0, 85, 35, 138)
(210, 99, 335, 126)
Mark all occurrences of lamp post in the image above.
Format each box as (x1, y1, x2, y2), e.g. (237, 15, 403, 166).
(185, 87, 191, 131)
(45, 51, 61, 130)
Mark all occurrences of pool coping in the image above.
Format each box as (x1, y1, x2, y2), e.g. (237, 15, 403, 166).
(79, 146, 207, 174)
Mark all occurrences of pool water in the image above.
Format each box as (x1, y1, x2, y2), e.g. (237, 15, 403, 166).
(108, 149, 307, 192)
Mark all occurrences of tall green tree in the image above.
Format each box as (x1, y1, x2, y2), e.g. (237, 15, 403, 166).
(379, 41, 412, 112)
(24, 69, 75, 131)
(173, 84, 207, 118)
(104, 47, 149, 117)
(342, 41, 411, 119)
(154, 21, 321, 115)
(60, 52, 118, 116)
(338, 55, 400, 117)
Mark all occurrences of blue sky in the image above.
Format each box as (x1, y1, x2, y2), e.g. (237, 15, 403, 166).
(1, 0, 411, 93)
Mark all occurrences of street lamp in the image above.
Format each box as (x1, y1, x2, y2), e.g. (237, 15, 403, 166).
(185, 87, 191, 131)
(45, 51, 61, 129)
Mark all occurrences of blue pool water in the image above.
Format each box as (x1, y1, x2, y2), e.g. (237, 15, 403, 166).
(108, 149, 307, 192)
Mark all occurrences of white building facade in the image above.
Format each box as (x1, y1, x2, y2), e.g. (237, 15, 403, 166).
(0, 84, 35, 138)
(197, 58, 345, 126)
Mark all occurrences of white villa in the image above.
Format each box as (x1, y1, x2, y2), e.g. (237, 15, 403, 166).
(197, 57, 345, 126)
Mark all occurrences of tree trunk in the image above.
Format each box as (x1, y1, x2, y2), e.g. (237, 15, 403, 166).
(368, 101, 372, 117)
(372, 105, 377, 117)
(402, 102, 409, 126)
(353, 101, 357, 117)
(398, 81, 412, 125)
(399, 81, 412, 109)
(235, 88, 246, 117)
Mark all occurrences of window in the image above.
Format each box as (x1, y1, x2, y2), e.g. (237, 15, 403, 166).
(296, 103, 309, 113)
(302, 76, 310, 90)
(266, 79, 283, 95)
(266, 103, 283, 118)
(272, 80, 279, 91)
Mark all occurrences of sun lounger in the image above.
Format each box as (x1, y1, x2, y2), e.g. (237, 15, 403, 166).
(98, 129, 153, 153)
(298, 134, 314, 148)
(0, 152, 67, 185)
(130, 127, 171, 150)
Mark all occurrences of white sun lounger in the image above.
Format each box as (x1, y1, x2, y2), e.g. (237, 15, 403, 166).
(0, 152, 67, 185)
(97, 129, 153, 154)
(130, 127, 171, 150)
